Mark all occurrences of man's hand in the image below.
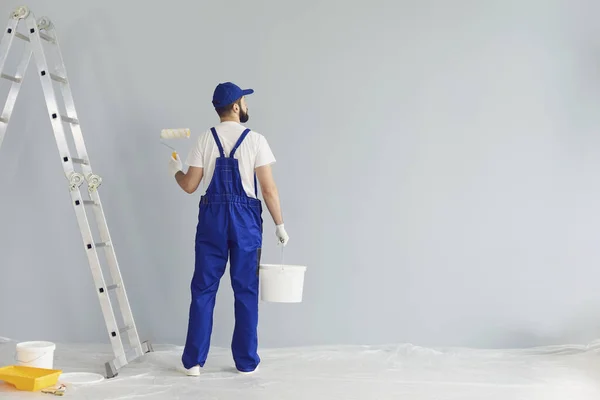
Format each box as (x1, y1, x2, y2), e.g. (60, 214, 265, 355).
(168, 153, 183, 176)
(276, 224, 289, 246)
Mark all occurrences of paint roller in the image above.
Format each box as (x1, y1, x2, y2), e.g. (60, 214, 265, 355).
(160, 128, 190, 159)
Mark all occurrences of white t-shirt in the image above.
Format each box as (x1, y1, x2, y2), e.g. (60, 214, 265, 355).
(185, 121, 276, 198)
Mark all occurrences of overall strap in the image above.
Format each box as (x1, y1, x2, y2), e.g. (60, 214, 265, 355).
(210, 127, 225, 158)
(229, 129, 251, 158)
(230, 129, 258, 196)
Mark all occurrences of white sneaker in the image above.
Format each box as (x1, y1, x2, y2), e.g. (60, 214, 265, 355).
(237, 366, 259, 375)
(185, 365, 201, 376)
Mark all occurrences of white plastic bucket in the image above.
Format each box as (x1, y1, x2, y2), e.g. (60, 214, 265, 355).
(15, 341, 56, 369)
(259, 264, 307, 303)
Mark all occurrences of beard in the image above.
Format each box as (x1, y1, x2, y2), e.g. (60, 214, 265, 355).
(239, 108, 249, 123)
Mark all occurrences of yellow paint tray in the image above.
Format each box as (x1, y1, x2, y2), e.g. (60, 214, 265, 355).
(0, 365, 62, 391)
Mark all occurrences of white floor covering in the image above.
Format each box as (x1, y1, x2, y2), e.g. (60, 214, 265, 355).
(2, 337, 600, 399)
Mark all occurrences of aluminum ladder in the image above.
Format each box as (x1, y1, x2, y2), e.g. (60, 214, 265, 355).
(0, 6, 152, 378)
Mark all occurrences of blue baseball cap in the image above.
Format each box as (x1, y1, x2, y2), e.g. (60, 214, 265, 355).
(212, 82, 254, 108)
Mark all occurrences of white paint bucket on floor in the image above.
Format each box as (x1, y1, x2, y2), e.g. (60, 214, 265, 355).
(259, 264, 307, 303)
(15, 341, 56, 369)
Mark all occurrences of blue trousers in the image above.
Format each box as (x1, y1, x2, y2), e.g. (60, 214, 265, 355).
(182, 194, 263, 372)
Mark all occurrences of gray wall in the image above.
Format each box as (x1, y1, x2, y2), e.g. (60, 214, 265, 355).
(1, 0, 600, 350)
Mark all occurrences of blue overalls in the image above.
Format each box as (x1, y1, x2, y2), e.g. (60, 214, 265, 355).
(182, 127, 263, 373)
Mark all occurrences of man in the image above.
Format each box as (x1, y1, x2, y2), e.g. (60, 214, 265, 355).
(168, 82, 289, 375)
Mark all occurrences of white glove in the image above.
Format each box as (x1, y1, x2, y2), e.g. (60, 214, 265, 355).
(168, 153, 182, 176)
(276, 224, 289, 246)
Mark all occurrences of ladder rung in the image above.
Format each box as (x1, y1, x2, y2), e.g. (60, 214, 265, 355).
(83, 200, 98, 206)
(95, 242, 111, 248)
(14, 32, 29, 42)
(39, 32, 55, 43)
(0, 117, 7, 124)
(107, 284, 120, 291)
(60, 115, 79, 124)
(1, 73, 21, 83)
(119, 325, 133, 334)
(71, 157, 89, 165)
(50, 73, 67, 84)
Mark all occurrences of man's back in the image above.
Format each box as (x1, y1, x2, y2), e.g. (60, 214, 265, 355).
(185, 121, 276, 199)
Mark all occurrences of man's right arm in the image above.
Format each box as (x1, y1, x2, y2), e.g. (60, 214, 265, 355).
(256, 164, 283, 225)
(255, 135, 289, 246)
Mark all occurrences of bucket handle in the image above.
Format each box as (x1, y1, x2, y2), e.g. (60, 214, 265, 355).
(14, 351, 49, 364)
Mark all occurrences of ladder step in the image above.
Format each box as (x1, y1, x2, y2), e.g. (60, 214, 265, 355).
(119, 325, 133, 334)
(1, 73, 21, 83)
(60, 115, 79, 124)
(39, 32, 55, 43)
(95, 241, 111, 248)
(83, 200, 99, 206)
(98, 284, 120, 294)
(50, 73, 67, 84)
(14, 32, 29, 42)
(0, 117, 7, 124)
(71, 157, 89, 165)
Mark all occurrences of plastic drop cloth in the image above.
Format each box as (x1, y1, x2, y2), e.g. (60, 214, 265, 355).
(2, 336, 600, 399)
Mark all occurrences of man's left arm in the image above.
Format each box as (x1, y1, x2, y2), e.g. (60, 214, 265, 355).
(169, 154, 203, 194)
